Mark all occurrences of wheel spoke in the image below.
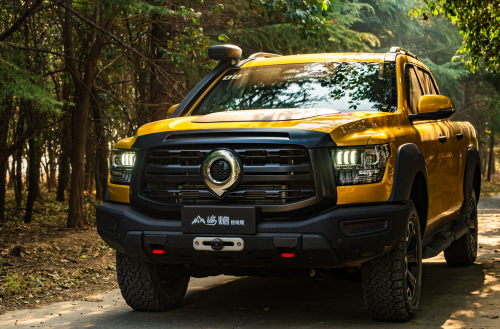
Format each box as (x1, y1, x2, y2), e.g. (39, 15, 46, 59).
(406, 225, 415, 249)
(406, 248, 417, 263)
(407, 269, 417, 289)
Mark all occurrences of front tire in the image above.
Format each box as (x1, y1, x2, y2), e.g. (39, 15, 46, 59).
(116, 252, 190, 311)
(361, 199, 422, 322)
(444, 192, 478, 266)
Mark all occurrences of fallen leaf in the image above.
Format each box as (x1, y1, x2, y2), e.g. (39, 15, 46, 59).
(482, 315, 499, 319)
(409, 322, 419, 325)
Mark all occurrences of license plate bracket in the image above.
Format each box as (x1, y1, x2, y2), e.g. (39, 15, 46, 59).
(181, 206, 256, 234)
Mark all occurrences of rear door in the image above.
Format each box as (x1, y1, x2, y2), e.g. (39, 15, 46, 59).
(406, 65, 449, 228)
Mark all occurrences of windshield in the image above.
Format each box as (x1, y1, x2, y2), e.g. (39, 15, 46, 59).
(192, 61, 397, 115)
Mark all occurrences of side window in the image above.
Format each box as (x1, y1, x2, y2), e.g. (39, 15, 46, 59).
(405, 66, 423, 114)
(416, 68, 438, 95)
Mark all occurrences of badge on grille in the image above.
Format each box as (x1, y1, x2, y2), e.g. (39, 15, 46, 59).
(201, 149, 241, 199)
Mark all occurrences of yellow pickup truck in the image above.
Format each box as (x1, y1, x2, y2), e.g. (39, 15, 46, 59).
(96, 45, 480, 322)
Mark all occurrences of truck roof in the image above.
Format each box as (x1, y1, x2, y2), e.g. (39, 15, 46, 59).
(240, 53, 387, 68)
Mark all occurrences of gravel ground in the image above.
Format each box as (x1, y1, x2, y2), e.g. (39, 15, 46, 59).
(1, 196, 499, 328)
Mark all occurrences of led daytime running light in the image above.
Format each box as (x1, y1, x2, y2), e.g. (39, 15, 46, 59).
(332, 144, 390, 186)
(121, 153, 136, 167)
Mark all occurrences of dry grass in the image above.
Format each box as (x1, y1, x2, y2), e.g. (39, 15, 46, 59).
(0, 189, 117, 312)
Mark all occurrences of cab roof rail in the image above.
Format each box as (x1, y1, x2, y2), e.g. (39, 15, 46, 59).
(389, 47, 419, 60)
(248, 52, 282, 59)
(235, 52, 282, 68)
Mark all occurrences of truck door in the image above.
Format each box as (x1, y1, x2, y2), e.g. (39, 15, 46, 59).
(406, 65, 450, 229)
(444, 120, 467, 212)
(416, 68, 464, 218)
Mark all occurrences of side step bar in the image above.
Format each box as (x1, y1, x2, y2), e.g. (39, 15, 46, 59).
(422, 222, 469, 259)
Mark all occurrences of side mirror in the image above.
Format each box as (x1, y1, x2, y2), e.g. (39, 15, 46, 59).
(167, 104, 179, 118)
(208, 45, 242, 61)
(409, 95, 455, 123)
(418, 95, 454, 113)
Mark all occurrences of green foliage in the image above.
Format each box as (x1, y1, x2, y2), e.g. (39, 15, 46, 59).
(421, 59, 467, 107)
(0, 48, 61, 113)
(417, 0, 500, 72)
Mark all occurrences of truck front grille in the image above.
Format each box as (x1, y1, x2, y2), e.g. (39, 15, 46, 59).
(141, 144, 315, 205)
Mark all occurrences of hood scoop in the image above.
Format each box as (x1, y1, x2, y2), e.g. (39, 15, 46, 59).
(192, 108, 340, 123)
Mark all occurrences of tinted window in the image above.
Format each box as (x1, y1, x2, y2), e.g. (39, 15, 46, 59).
(193, 62, 398, 115)
(416, 68, 438, 95)
(406, 66, 423, 114)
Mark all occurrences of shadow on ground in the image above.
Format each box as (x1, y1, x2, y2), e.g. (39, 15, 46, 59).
(52, 261, 492, 328)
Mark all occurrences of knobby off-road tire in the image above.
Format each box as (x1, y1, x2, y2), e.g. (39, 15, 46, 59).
(116, 252, 190, 312)
(361, 199, 422, 322)
(444, 193, 478, 266)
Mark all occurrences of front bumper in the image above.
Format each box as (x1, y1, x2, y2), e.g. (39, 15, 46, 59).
(97, 201, 409, 268)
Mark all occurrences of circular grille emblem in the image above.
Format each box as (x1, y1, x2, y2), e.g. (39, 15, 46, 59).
(201, 149, 241, 198)
(210, 159, 232, 182)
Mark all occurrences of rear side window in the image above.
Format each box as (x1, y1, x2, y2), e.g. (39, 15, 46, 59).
(416, 68, 438, 95)
(405, 66, 423, 114)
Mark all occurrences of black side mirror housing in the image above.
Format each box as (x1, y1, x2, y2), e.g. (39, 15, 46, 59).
(208, 45, 242, 61)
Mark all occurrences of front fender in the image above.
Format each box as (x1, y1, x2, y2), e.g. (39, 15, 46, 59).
(388, 143, 428, 202)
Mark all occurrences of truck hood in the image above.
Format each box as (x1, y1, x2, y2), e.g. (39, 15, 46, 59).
(117, 110, 400, 148)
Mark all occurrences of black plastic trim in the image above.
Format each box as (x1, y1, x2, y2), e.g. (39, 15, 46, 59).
(389, 143, 428, 203)
(409, 109, 455, 123)
(170, 60, 234, 118)
(96, 201, 409, 268)
(131, 128, 336, 149)
(461, 145, 481, 214)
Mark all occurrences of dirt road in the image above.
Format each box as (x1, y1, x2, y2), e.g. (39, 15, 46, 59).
(1, 197, 500, 328)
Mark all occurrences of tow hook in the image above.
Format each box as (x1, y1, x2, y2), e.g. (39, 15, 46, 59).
(211, 238, 224, 251)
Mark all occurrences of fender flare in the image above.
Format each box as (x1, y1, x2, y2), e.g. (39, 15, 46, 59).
(461, 145, 481, 214)
(388, 143, 429, 203)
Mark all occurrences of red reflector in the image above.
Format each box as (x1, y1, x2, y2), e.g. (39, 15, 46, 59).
(281, 252, 296, 258)
(152, 249, 166, 255)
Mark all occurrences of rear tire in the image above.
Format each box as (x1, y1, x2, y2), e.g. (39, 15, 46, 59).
(444, 192, 478, 266)
(361, 199, 422, 322)
(116, 252, 190, 311)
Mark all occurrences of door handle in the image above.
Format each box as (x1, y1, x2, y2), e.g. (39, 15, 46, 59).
(456, 133, 464, 141)
(439, 136, 448, 143)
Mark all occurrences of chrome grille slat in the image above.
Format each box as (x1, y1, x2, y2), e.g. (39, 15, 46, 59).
(141, 144, 315, 205)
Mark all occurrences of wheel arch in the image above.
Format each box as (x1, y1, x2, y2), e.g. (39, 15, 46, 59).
(461, 145, 481, 214)
(389, 143, 429, 237)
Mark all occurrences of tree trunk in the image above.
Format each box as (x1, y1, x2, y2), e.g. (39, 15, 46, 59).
(13, 111, 25, 205)
(56, 82, 71, 202)
(25, 136, 38, 223)
(487, 132, 495, 182)
(0, 97, 13, 222)
(64, 4, 115, 228)
(25, 102, 40, 224)
(85, 134, 96, 193)
(7, 158, 14, 189)
(47, 137, 56, 191)
(148, 14, 176, 122)
(68, 87, 90, 228)
(92, 89, 108, 201)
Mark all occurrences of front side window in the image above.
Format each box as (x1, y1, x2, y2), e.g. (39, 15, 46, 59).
(192, 62, 397, 115)
(416, 68, 438, 95)
(406, 66, 423, 114)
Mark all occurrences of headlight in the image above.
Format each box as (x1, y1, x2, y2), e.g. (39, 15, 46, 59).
(332, 144, 391, 186)
(110, 149, 136, 185)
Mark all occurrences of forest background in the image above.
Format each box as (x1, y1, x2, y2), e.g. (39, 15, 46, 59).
(0, 0, 499, 230)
